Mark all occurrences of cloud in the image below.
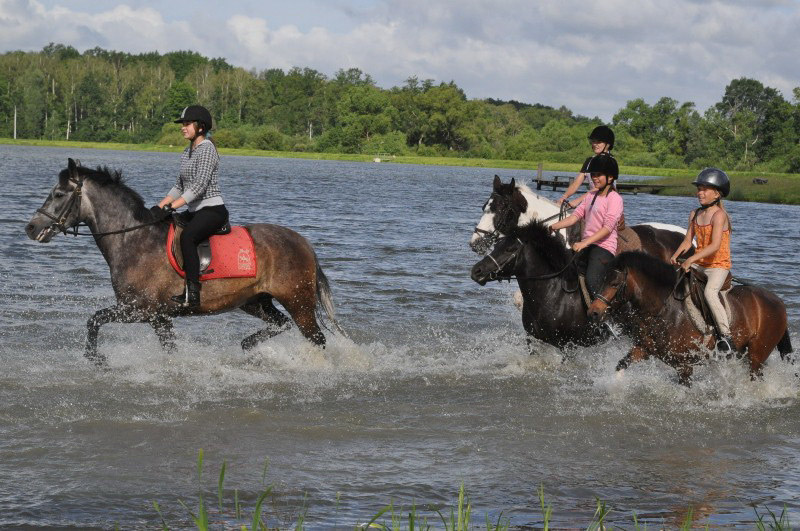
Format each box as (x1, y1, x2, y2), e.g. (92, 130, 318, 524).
(1, 0, 798, 119)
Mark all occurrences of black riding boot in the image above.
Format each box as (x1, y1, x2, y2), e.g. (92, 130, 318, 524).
(171, 280, 201, 308)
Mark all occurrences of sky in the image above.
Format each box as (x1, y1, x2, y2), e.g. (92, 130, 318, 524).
(1, 0, 798, 120)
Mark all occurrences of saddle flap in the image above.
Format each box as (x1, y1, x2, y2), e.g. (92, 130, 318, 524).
(683, 267, 733, 335)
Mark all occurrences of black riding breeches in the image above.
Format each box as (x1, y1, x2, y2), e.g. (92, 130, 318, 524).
(577, 244, 614, 298)
(180, 205, 229, 283)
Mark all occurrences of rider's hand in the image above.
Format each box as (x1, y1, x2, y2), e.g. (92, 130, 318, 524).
(572, 240, 587, 252)
(150, 205, 173, 220)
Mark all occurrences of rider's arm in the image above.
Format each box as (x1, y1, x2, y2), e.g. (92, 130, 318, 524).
(670, 212, 696, 265)
(556, 173, 586, 205)
(550, 213, 581, 231)
(575, 226, 611, 250)
(567, 191, 588, 209)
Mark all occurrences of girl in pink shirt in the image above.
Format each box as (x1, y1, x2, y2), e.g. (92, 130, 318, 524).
(549, 154, 624, 297)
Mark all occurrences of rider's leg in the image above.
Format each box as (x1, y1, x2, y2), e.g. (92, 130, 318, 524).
(703, 267, 733, 353)
(172, 205, 228, 307)
(584, 245, 614, 299)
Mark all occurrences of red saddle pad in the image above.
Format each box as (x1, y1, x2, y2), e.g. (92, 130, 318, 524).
(167, 223, 257, 280)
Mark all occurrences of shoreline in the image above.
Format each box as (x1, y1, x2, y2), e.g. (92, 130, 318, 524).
(3, 138, 798, 204)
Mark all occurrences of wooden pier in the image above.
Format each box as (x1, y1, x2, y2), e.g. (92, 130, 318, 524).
(534, 176, 673, 195)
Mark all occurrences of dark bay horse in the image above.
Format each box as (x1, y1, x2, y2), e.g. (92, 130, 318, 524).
(26, 159, 340, 366)
(587, 251, 793, 384)
(470, 175, 686, 260)
(471, 220, 607, 351)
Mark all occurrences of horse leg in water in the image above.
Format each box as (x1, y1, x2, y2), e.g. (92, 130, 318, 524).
(86, 305, 152, 366)
(240, 295, 292, 351)
(148, 314, 176, 354)
(615, 345, 648, 372)
(281, 293, 326, 347)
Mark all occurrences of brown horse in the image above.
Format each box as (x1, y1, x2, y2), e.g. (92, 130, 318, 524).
(587, 251, 793, 384)
(25, 159, 340, 366)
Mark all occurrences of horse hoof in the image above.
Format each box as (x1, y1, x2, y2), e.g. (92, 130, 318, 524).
(615, 368, 625, 381)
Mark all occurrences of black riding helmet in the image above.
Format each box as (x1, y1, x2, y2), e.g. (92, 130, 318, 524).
(174, 105, 213, 134)
(585, 153, 619, 180)
(692, 167, 730, 197)
(588, 125, 615, 150)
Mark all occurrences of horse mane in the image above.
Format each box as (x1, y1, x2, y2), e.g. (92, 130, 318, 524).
(512, 218, 572, 271)
(514, 182, 557, 227)
(612, 251, 678, 288)
(60, 165, 149, 219)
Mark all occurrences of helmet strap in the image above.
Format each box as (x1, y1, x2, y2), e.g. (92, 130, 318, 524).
(698, 196, 720, 210)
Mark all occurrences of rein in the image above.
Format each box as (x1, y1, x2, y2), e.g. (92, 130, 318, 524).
(37, 175, 164, 238)
(487, 240, 580, 283)
(596, 266, 687, 316)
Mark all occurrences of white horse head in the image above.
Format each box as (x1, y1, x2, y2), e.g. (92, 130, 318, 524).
(470, 175, 564, 254)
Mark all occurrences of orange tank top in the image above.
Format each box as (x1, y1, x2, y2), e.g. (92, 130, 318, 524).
(693, 218, 731, 269)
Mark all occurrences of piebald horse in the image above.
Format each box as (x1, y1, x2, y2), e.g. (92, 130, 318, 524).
(26, 159, 340, 366)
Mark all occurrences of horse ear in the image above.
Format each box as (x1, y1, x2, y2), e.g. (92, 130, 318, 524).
(510, 178, 516, 189)
(493, 175, 502, 191)
(67, 158, 79, 180)
(512, 187, 528, 212)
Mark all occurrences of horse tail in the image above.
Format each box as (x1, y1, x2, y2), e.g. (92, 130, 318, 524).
(777, 328, 793, 361)
(314, 257, 346, 336)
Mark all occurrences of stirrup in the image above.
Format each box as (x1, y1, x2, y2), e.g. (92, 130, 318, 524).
(715, 337, 733, 355)
(170, 283, 200, 307)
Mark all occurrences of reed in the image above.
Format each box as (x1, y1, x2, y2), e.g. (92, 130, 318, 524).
(152, 453, 794, 530)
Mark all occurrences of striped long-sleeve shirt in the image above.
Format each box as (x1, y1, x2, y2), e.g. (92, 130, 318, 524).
(167, 140, 224, 211)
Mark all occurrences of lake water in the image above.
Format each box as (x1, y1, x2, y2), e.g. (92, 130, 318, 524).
(2, 145, 799, 527)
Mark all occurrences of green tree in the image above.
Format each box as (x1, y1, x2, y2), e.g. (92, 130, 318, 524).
(164, 81, 196, 122)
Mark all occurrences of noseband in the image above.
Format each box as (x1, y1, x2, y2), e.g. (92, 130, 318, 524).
(593, 268, 627, 306)
(484, 237, 524, 281)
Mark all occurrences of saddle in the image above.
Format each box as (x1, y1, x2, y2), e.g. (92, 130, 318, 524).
(679, 266, 733, 338)
(166, 215, 257, 281)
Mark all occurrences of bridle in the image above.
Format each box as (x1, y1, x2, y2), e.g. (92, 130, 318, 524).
(593, 266, 687, 313)
(35, 174, 165, 239)
(483, 237, 525, 281)
(593, 267, 627, 307)
(482, 236, 582, 283)
(472, 195, 574, 250)
(35, 175, 85, 239)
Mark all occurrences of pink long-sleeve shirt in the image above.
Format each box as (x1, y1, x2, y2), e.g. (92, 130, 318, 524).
(573, 190, 624, 254)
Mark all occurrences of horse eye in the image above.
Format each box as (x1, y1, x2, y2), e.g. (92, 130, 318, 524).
(53, 191, 66, 198)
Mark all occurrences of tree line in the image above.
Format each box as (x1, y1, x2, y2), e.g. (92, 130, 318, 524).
(2, 43, 799, 172)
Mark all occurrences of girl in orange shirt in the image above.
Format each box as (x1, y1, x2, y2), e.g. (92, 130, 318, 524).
(670, 168, 733, 353)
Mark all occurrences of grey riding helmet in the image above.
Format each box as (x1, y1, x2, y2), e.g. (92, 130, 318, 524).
(174, 105, 213, 134)
(588, 125, 615, 150)
(692, 168, 730, 197)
